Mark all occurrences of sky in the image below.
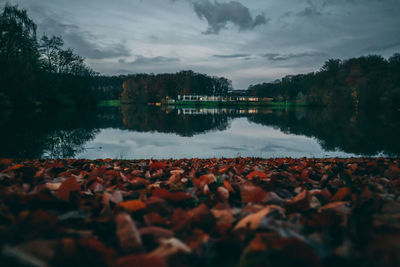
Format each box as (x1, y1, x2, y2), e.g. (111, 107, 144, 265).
(3, 0, 400, 88)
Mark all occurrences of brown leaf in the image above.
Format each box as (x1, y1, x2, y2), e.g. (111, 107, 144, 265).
(56, 177, 81, 201)
(285, 189, 311, 213)
(217, 186, 229, 202)
(149, 238, 191, 258)
(330, 187, 351, 202)
(139, 226, 174, 240)
(115, 212, 142, 252)
(240, 184, 267, 203)
(152, 188, 192, 203)
(113, 254, 166, 267)
(234, 205, 284, 230)
(128, 177, 150, 189)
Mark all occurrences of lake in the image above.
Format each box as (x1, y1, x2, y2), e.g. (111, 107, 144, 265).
(0, 105, 399, 159)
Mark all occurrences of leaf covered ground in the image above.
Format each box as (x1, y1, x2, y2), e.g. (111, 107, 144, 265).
(0, 157, 400, 267)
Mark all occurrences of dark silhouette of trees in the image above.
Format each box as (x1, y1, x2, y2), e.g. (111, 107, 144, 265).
(121, 71, 233, 103)
(0, 4, 96, 108)
(249, 54, 400, 111)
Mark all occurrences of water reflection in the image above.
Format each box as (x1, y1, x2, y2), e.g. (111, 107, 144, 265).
(0, 105, 399, 159)
(0, 108, 99, 158)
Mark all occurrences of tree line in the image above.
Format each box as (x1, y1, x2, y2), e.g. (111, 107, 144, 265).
(248, 54, 400, 110)
(0, 4, 96, 108)
(121, 70, 233, 103)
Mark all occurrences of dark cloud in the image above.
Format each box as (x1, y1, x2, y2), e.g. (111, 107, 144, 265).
(296, 0, 324, 17)
(120, 56, 180, 65)
(63, 30, 131, 59)
(297, 7, 322, 17)
(36, 14, 131, 60)
(213, 53, 250, 58)
(192, 0, 268, 34)
(262, 52, 326, 61)
(362, 41, 400, 54)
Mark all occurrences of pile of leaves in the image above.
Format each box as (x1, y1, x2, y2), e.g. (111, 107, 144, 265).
(0, 157, 399, 267)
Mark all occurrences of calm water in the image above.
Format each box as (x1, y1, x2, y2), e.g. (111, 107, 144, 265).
(0, 105, 399, 159)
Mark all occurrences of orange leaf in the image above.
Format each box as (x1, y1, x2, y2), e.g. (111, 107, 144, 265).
(194, 174, 216, 188)
(152, 188, 192, 203)
(223, 180, 235, 193)
(285, 190, 311, 212)
(330, 187, 351, 202)
(234, 205, 283, 230)
(246, 171, 267, 180)
(218, 165, 231, 174)
(117, 200, 146, 212)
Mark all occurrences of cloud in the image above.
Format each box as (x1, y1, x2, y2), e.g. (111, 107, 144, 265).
(362, 41, 400, 54)
(262, 52, 326, 61)
(213, 53, 250, 58)
(120, 56, 180, 65)
(36, 14, 131, 60)
(192, 0, 268, 34)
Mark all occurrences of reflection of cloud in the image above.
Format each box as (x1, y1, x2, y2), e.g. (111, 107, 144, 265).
(76, 117, 358, 160)
(192, 0, 268, 34)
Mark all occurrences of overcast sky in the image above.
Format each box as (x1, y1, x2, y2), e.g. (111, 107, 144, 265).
(4, 0, 400, 88)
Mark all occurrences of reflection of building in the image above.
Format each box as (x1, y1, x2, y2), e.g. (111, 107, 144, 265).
(177, 108, 259, 115)
(175, 95, 260, 102)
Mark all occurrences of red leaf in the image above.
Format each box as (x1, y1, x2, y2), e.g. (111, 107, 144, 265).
(56, 177, 81, 201)
(240, 185, 267, 203)
(128, 177, 150, 189)
(246, 171, 267, 180)
(152, 188, 192, 203)
(117, 200, 146, 213)
(150, 161, 166, 171)
(194, 174, 216, 188)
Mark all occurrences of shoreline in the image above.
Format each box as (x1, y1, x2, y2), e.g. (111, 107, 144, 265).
(1, 157, 399, 266)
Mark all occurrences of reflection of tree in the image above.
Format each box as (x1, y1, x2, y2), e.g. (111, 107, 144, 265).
(0, 109, 99, 158)
(121, 105, 230, 137)
(1, 106, 399, 158)
(248, 108, 400, 156)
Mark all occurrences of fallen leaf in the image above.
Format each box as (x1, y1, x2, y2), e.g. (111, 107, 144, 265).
(234, 205, 284, 230)
(330, 187, 351, 202)
(116, 200, 146, 213)
(246, 171, 267, 180)
(149, 238, 191, 258)
(285, 190, 310, 213)
(56, 177, 81, 201)
(115, 212, 142, 252)
(240, 184, 267, 203)
(152, 188, 192, 203)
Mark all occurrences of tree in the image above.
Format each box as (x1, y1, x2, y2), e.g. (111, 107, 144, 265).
(39, 35, 63, 72)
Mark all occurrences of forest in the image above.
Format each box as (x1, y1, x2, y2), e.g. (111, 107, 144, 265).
(0, 4, 96, 108)
(248, 55, 400, 110)
(120, 71, 233, 103)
